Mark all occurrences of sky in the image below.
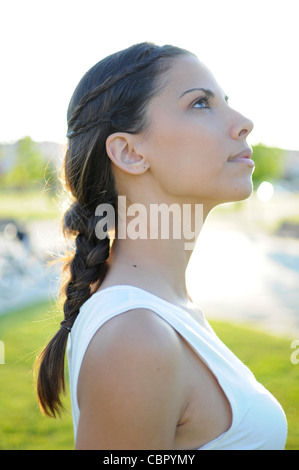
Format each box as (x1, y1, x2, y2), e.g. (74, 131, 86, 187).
(1, 0, 299, 150)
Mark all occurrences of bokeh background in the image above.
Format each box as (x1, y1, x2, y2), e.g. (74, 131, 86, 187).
(0, 0, 298, 450)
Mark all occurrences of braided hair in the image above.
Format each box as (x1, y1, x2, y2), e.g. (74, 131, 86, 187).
(36, 42, 191, 417)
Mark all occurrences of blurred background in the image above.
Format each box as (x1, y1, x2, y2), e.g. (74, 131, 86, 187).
(0, 0, 298, 450)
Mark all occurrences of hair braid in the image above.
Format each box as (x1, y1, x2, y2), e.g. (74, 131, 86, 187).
(66, 111, 112, 138)
(37, 203, 111, 417)
(62, 201, 111, 317)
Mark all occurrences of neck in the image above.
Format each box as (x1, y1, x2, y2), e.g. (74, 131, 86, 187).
(105, 197, 212, 305)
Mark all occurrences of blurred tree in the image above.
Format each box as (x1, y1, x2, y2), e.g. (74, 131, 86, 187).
(252, 143, 285, 188)
(6, 137, 45, 190)
(2, 137, 58, 192)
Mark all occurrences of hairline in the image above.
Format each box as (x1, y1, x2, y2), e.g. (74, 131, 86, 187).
(139, 52, 193, 136)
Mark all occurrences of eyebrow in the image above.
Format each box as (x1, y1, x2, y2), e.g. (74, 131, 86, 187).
(179, 87, 229, 102)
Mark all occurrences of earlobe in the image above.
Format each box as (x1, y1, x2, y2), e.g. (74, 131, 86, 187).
(106, 133, 149, 175)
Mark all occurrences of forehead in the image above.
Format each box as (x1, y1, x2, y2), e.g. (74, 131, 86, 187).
(159, 54, 223, 99)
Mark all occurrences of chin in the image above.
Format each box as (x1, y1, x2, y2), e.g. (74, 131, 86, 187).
(228, 179, 253, 202)
(214, 178, 253, 205)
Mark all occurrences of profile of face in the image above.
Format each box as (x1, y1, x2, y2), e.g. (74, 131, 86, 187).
(119, 54, 254, 209)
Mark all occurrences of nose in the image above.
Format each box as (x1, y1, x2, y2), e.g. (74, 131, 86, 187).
(230, 110, 254, 140)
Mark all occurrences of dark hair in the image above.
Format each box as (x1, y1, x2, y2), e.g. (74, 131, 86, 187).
(35, 42, 191, 417)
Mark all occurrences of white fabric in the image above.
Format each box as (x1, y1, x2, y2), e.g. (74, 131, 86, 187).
(67, 285, 287, 450)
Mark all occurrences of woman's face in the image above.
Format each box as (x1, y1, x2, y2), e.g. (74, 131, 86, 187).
(136, 54, 254, 207)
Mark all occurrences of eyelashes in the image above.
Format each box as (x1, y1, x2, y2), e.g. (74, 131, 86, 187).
(190, 93, 229, 110)
(192, 97, 210, 109)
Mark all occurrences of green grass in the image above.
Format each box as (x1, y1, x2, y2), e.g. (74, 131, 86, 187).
(0, 301, 298, 449)
(212, 321, 299, 450)
(0, 301, 73, 450)
(0, 189, 61, 222)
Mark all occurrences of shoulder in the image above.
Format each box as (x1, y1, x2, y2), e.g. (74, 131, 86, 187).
(76, 308, 187, 449)
(80, 308, 184, 383)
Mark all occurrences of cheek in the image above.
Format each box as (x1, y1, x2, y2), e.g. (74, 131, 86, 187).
(142, 113, 226, 197)
(157, 128, 225, 194)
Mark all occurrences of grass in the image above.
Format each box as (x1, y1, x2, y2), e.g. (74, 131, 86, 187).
(0, 301, 298, 450)
(212, 321, 299, 450)
(0, 189, 61, 222)
(0, 300, 73, 450)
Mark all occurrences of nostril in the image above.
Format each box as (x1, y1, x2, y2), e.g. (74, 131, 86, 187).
(231, 111, 254, 140)
(239, 119, 254, 138)
(239, 128, 249, 137)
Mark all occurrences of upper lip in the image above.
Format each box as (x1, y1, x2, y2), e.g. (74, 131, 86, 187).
(228, 148, 253, 161)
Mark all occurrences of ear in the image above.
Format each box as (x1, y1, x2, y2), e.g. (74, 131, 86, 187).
(106, 133, 150, 175)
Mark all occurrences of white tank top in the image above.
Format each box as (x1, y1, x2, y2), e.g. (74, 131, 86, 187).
(67, 285, 287, 450)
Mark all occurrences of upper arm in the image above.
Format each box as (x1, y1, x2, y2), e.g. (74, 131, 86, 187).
(76, 309, 186, 450)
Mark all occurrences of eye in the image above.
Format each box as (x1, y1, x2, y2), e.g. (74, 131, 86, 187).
(192, 97, 210, 109)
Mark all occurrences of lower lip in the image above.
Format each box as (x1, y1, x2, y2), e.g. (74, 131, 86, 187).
(228, 157, 255, 167)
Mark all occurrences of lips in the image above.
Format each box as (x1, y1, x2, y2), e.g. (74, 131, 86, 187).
(228, 149, 254, 166)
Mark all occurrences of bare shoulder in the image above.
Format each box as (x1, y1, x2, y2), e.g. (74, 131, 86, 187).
(84, 308, 183, 363)
(76, 309, 187, 449)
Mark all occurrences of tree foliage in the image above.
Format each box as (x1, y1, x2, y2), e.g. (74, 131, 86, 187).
(1, 137, 58, 192)
(252, 143, 285, 188)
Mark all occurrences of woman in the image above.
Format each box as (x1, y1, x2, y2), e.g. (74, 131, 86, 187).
(36, 42, 287, 450)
